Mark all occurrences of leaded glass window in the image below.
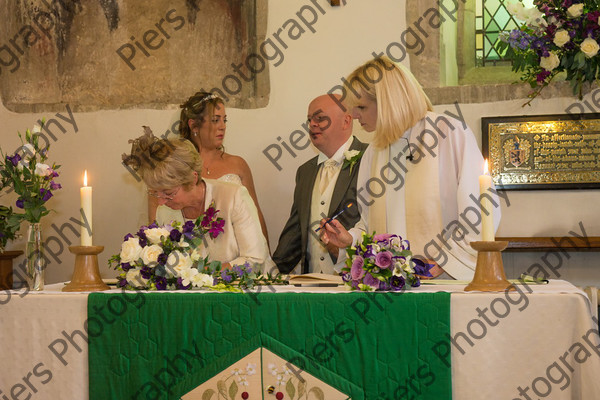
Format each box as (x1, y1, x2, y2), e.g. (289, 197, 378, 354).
(475, 0, 534, 66)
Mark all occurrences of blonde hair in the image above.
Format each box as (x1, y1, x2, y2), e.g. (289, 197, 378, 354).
(123, 127, 203, 190)
(344, 56, 433, 148)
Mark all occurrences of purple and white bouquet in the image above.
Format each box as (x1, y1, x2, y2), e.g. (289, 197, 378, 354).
(109, 202, 225, 290)
(498, 0, 600, 103)
(0, 120, 61, 250)
(341, 232, 433, 292)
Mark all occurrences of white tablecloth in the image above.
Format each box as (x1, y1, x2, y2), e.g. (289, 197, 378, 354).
(1, 280, 599, 399)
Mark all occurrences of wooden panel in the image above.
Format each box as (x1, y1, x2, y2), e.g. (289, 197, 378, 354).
(497, 237, 600, 252)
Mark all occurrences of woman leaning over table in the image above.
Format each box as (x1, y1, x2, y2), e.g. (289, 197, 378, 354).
(125, 128, 273, 270)
(320, 56, 501, 280)
(147, 91, 269, 241)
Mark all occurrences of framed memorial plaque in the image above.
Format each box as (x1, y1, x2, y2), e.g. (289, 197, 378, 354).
(482, 114, 600, 190)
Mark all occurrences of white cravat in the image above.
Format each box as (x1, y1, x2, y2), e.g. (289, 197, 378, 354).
(319, 159, 338, 194)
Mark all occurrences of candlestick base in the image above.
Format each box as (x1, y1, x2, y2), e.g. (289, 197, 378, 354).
(464, 241, 514, 292)
(63, 246, 109, 292)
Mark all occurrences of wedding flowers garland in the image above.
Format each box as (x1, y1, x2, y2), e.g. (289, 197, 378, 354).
(0, 121, 61, 251)
(341, 232, 433, 291)
(498, 0, 600, 104)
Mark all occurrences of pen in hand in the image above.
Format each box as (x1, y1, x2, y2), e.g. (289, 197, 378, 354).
(315, 202, 354, 232)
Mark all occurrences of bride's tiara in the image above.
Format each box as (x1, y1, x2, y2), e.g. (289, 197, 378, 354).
(191, 93, 219, 109)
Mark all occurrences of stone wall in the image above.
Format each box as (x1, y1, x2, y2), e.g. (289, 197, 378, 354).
(0, 0, 269, 112)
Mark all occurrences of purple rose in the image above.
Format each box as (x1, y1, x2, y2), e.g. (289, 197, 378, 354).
(373, 233, 394, 242)
(351, 256, 365, 280)
(15, 199, 24, 209)
(375, 251, 393, 269)
(363, 273, 380, 289)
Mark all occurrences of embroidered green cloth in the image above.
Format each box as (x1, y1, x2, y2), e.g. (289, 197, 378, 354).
(88, 291, 451, 399)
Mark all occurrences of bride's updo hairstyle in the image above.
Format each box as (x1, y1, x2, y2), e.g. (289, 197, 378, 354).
(179, 91, 225, 144)
(123, 127, 203, 190)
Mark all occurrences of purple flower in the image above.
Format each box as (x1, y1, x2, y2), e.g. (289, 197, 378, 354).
(157, 253, 167, 265)
(233, 265, 244, 276)
(537, 70, 551, 82)
(373, 233, 394, 242)
(6, 153, 21, 166)
(413, 258, 433, 278)
(140, 266, 152, 279)
(351, 256, 365, 280)
(121, 262, 132, 271)
(182, 221, 195, 239)
(209, 219, 225, 238)
(341, 272, 352, 282)
(204, 206, 218, 220)
(221, 270, 233, 283)
(40, 188, 52, 202)
(117, 278, 128, 288)
(375, 251, 393, 269)
(155, 277, 167, 290)
(15, 199, 24, 209)
(176, 277, 191, 290)
(49, 181, 62, 190)
(390, 275, 406, 291)
(169, 229, 182, 242)
(363, 273, 380, 288)
(124, 233, 134, 240)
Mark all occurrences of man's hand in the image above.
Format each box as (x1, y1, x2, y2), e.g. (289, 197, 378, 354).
(319, 219, 353, 248)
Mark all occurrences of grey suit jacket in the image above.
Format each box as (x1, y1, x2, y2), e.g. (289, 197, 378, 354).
(273, 137, 368, 274)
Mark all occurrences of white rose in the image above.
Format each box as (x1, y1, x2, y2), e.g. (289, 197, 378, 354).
(567, 3, 584, 18)
(553, 29, 570, 47)
(344, 150, 360, 160)
(144, 227, 170, 244)
(34, 163, 52, 177)
(140, 244, 162, 266)
(126, 268, 148, 288)
(191, 273, 213, 288)
(120, 237, 143, 263)
(166, 250, 193, 276)
(580, 37, 600, 58)
(539, 51, 560, 71)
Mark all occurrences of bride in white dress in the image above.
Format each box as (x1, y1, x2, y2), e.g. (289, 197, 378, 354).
(148, 92, 268, 241)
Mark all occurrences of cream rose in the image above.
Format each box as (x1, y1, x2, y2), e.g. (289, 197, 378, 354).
(166, 250, 193, 276)
(553, 29, 570, 47)
(126, 268, 148, 288)
(567, 3, 584, 18)
(540, 52, 560, 71)
(344, 149, 360, 160)
(120, 237, 143, 263)
(191, 273, 213, 288)
(140, 244, 162, 266)
(581, 37, 600, 58)
(144, 227, 170, 244)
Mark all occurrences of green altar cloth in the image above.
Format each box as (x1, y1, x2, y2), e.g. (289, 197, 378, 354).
(88, 291, 451, 399)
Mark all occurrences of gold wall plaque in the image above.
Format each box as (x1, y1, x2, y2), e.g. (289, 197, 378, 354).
(482, 114, 600, 189)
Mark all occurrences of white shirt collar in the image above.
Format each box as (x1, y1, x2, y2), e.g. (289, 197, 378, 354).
(317, 136, 354, 166)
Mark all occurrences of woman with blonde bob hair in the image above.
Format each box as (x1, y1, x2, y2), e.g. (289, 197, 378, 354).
(124, 128, 273, 270)
(321, 56, 501, 280)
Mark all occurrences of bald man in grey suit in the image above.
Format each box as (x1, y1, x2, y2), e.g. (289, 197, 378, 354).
(273, 94, 367, 275)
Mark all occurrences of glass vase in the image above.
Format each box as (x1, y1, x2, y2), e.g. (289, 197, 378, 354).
(26, 223, 45, 291)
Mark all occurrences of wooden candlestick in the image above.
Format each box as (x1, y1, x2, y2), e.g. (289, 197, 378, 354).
(63, 246, 109, 292)
(464, 241, 514, 292)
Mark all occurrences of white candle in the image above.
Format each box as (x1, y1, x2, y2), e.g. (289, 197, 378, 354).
(80, 170, 93, 246)
(479, 160, 494, 241)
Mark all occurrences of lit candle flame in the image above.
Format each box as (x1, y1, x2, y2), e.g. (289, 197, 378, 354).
(483, 159, 489, 175)
(84, 170, 88, 187)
